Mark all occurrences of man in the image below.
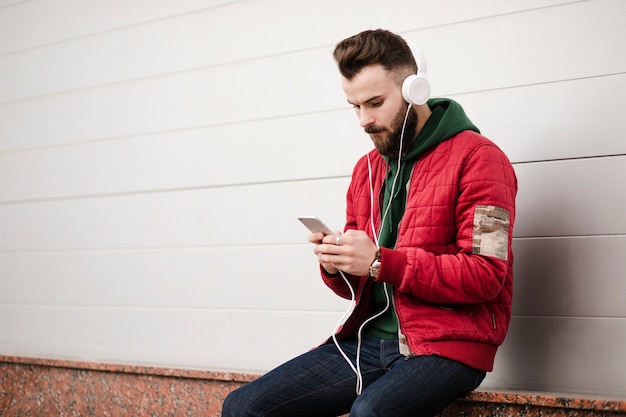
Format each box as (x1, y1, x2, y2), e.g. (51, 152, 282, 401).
(222, 29, 517, 417)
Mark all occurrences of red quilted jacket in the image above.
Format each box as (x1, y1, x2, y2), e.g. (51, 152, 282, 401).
(322, 130, 517, 372)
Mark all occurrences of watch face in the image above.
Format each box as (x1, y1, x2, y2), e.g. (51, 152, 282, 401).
(370, 260, 381, 278)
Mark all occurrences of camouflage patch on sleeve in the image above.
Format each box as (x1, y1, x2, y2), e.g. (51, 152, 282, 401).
(472, 205, 510, 261)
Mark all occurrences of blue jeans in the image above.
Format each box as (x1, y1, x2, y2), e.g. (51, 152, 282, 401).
(221, 335, 485, 417)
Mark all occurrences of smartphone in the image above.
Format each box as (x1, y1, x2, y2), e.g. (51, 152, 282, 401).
(297, 216, 335, 235)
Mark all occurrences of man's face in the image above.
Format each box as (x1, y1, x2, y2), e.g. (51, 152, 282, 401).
(342, 64, 416, 158)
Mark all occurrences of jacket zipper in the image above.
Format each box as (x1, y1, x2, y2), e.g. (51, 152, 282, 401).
(395, 169, 415, 358)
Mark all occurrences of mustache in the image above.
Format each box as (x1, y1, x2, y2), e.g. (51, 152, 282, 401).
(365, 126, 386, 134)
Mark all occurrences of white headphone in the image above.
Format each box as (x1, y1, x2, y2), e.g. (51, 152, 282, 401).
(401, 41, 431, 105)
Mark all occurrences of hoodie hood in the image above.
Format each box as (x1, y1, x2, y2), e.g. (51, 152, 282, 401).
(395, 98, 480, 164)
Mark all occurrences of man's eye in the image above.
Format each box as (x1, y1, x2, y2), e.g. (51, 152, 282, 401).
(372, 101, 383, 107)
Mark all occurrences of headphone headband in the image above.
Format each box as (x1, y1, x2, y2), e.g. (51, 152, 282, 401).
(401, 40, 431, 105)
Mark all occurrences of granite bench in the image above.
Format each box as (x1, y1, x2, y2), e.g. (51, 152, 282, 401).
(1, 355, 624, 416)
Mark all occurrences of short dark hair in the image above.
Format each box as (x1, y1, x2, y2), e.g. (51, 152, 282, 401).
(333, 29, 416, 83)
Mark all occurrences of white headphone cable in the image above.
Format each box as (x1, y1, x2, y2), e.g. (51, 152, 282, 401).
(332, 101, 412, 395)
(377, 102, 411, 240)
(331, 269, 391, 395)
(354, 282, 391, 395)
(331, 270, 358, 376)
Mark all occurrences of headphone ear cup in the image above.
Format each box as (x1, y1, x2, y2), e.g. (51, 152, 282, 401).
(402, 73, 431, 105)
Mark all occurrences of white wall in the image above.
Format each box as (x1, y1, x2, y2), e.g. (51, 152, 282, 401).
(1, 0, 624, 397)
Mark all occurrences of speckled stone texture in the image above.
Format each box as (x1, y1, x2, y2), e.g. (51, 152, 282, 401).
(438, 390, 626, 417)
(1, 355, 625, 416)
(0, 356, 253, 416)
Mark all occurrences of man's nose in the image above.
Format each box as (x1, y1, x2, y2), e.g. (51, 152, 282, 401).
(359, 109, 374, 128)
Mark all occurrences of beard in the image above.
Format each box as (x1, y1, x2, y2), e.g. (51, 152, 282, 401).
(365, 105, 418, 159)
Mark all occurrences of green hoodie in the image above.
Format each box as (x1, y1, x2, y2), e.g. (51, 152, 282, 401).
(368, 98, 480, 339)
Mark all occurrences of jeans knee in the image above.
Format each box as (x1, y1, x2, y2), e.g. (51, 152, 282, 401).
(350, 394, 381, 417)
(221, 388, 242, 417)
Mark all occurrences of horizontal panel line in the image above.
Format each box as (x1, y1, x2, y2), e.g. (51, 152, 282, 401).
(0, 44, 331, 106)
(513, 314, 626, 320)
(0, 242, 310, 255)
(2, 305, 622, 320)
(404, 0, 589, 33)
(0, 153, 622, 204)
(514, 233, 626, 240)
(0, 236, 623, 255)
(512, 152, 626, 166)
(2, 67, 622, 111)
(1, 70, 623, 154)
(0, 0, 30, 13)
(2, 50, 621, 109)
(1, 0, 581, 59)
(0, 0, 582, 73)
(445, 71, 626, 100)
(0, 107, 348, 155)
(0, 174, 349, 205)
(2, 70, 623, 153)
(0, 0, 245, 58)
(0, 303, 346, 315)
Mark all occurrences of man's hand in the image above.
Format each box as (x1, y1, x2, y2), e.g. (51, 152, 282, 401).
(310, 229, 378, 276)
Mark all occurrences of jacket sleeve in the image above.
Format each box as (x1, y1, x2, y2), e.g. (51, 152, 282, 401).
(375, 142, 517, 304)
(321, 267, 360, 300)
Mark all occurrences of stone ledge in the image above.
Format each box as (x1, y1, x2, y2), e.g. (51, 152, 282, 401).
(1, 355, 624, 416)
(441, 390, 626, 416)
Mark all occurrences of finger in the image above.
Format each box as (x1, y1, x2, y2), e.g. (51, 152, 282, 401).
(322, 233, 340, 245)
(308, 232, 325, 244)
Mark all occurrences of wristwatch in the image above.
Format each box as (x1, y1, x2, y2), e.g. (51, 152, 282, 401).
(368, 249, 382, 279)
